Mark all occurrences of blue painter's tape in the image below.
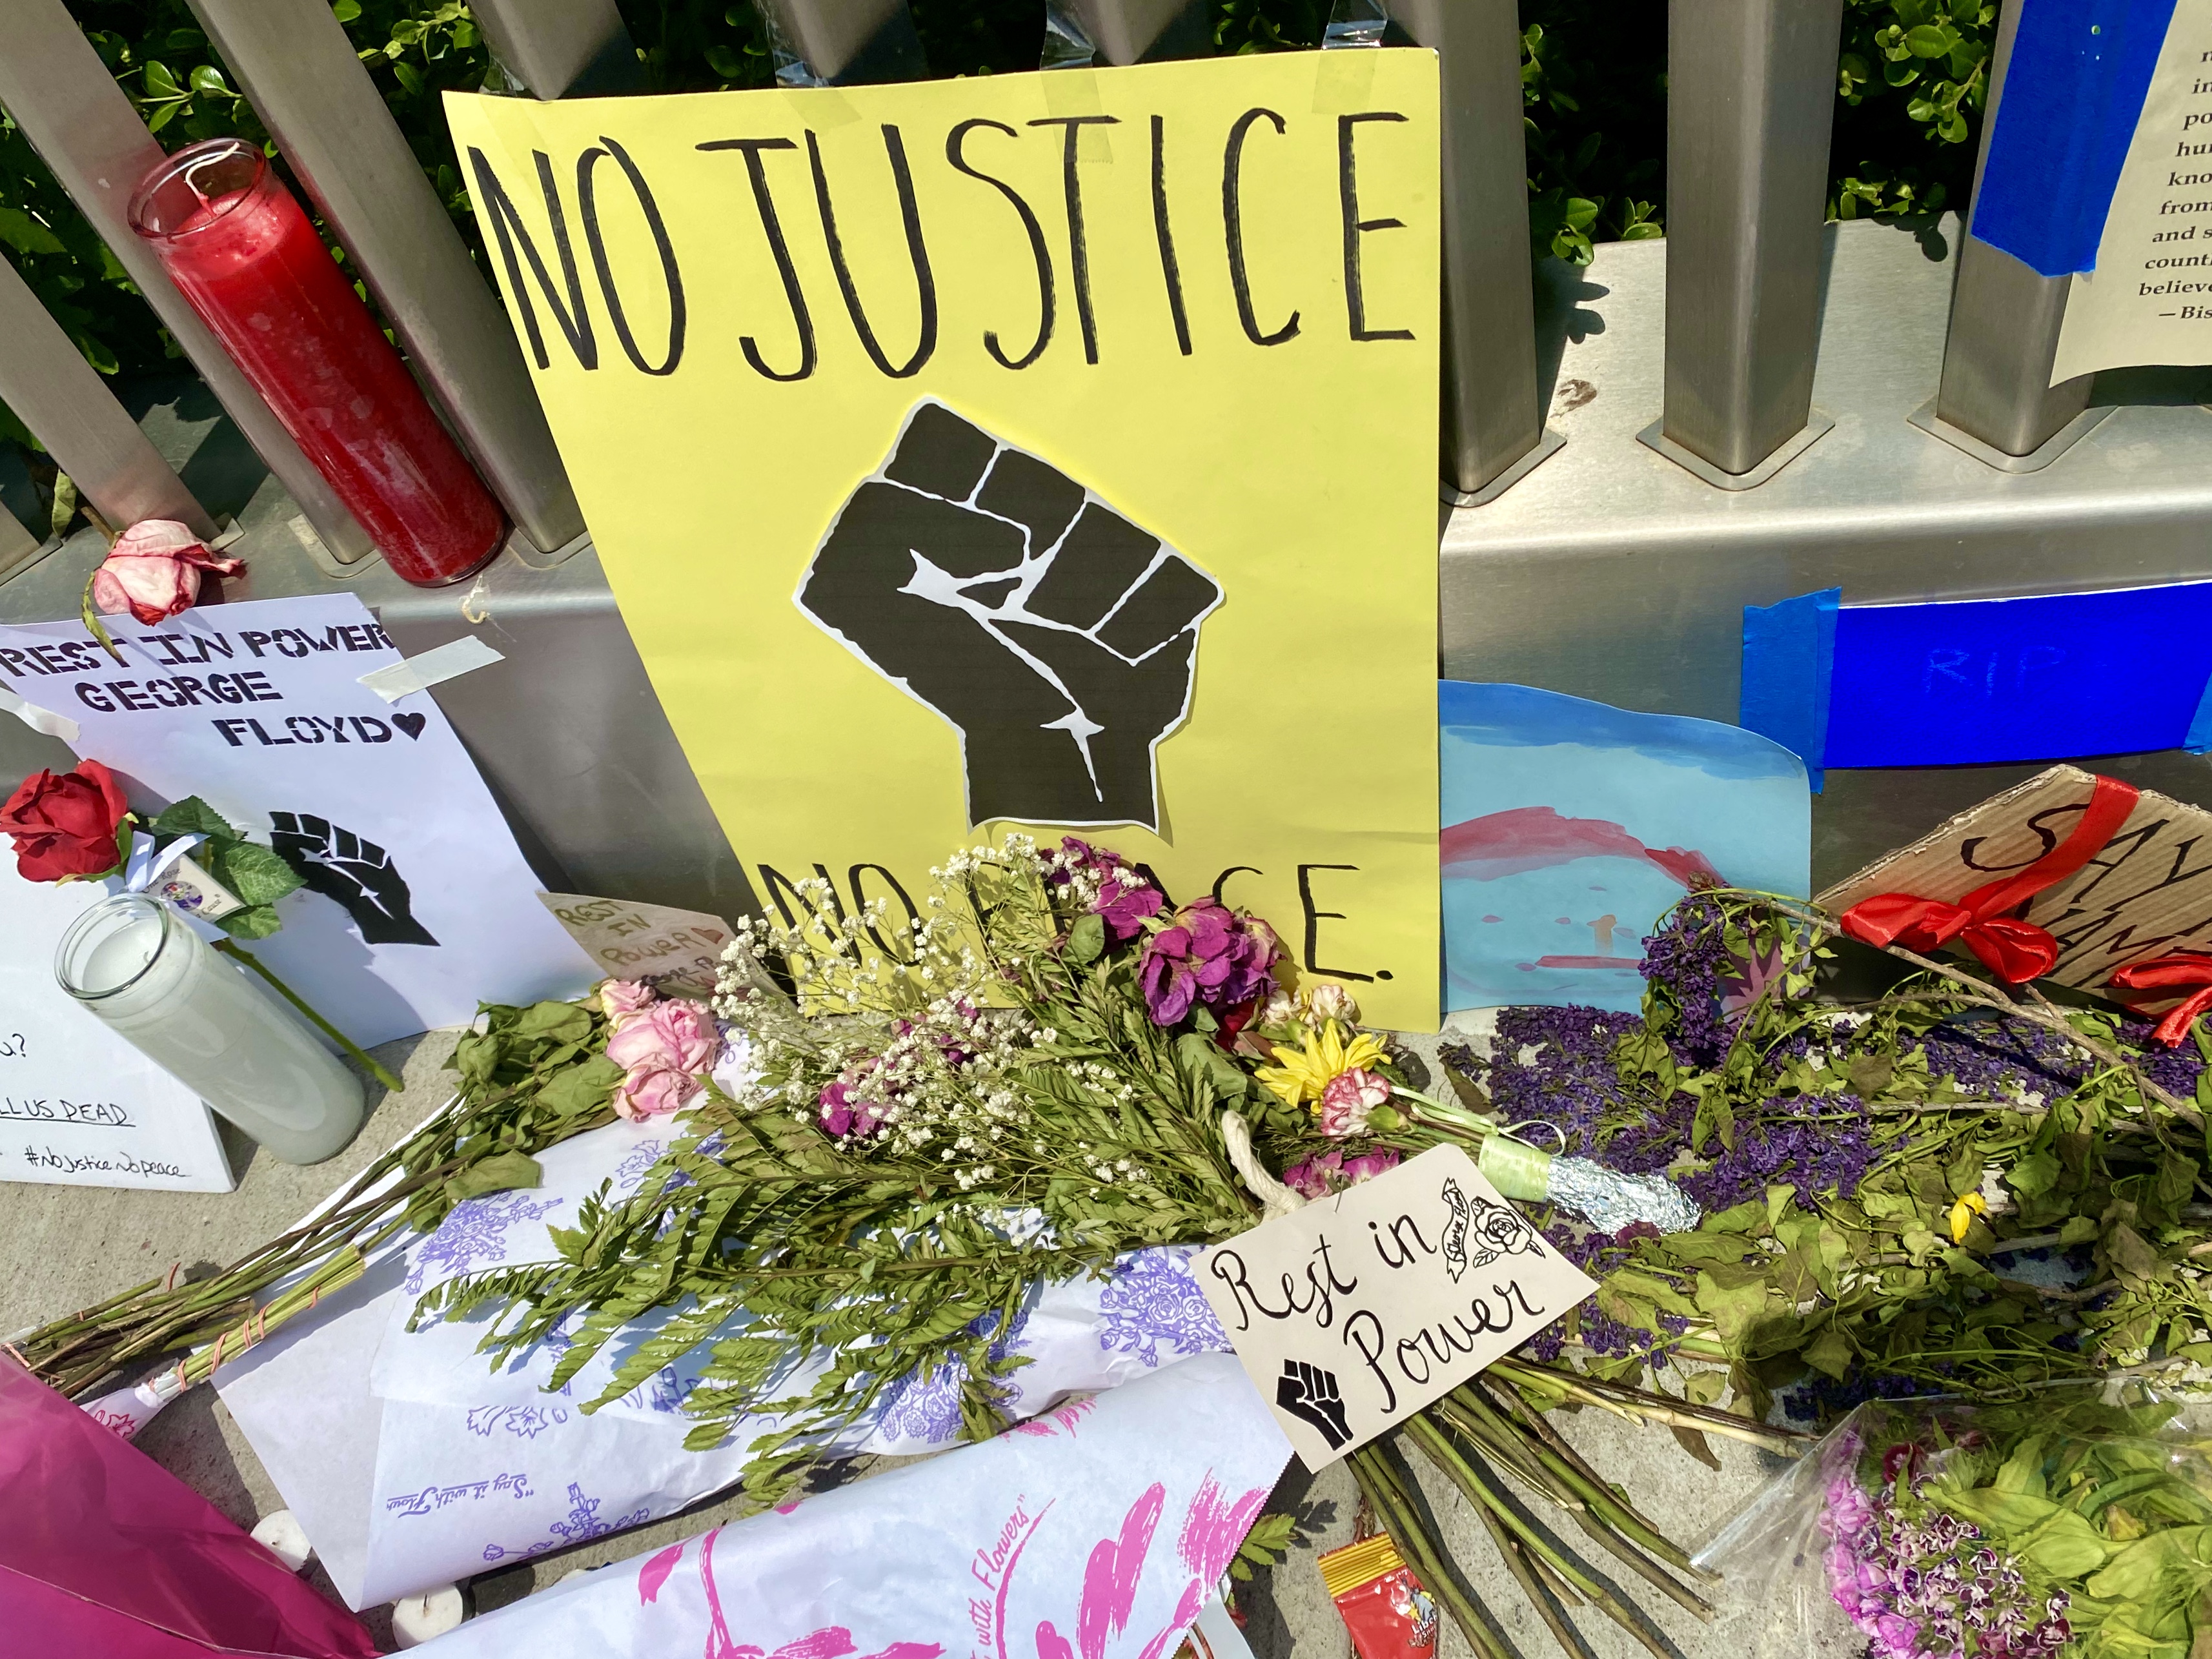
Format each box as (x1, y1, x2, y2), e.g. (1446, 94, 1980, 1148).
(1740, 587, 1839, 791)
(2184, 671, 2212, 753)
(1818, 580, 2212, 768)
(1971, 0, 2177, 277)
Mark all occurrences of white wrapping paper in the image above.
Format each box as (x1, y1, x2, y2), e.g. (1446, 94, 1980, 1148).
(217, 1117, 1241, 1608)
(409, 1354, 1290, 1659)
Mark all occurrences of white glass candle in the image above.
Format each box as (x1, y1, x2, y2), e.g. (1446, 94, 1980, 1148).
(55, 893, 365, 1165)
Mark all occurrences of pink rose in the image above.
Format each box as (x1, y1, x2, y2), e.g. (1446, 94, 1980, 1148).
(598, 979, 656, 1021)
(88, 520, 243, 627)
(605, 998, 720, 1077)
(613, 1066, 702, 1122)
(1318, 1067, 1390, 1137)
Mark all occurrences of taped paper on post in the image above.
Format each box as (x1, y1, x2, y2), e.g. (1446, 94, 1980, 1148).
(445, 50, 1444, 1030)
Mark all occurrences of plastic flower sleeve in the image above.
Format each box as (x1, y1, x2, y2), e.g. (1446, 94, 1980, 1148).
(1696, 1386, 2212, 1659)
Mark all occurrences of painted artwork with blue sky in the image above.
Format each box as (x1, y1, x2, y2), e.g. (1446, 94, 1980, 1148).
(1441, 682, 1811, 1014)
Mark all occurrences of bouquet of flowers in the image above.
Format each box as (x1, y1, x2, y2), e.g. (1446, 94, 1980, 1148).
(411, 834, 1750, 1659)
(1700, 1387, 2212, 1659)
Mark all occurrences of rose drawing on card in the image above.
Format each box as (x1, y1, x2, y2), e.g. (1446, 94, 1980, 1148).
(796, 402, 1221, 830)
(1439, 1177, 1541, 1281)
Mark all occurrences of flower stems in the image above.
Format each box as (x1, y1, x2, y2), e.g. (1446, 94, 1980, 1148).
(213, 938, 403, 1093)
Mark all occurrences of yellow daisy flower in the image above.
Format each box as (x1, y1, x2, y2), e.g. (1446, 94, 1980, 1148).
(1253, 1019, 1390, 1109)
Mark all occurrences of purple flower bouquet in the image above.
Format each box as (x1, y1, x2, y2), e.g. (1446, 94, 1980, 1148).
(1699, 1388, 2212, 1659)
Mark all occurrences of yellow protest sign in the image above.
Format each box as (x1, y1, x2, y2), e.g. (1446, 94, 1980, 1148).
(445, 49, 1442, 1029)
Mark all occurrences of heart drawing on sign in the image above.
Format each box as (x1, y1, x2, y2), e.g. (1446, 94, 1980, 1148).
(392, 712, 426, 740)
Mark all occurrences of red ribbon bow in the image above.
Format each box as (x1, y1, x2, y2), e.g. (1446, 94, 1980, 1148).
(1839, 775, 2141, 984)
(2107, 953, 2212, 1048)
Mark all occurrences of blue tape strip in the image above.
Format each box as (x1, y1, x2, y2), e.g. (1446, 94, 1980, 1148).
(1740, 588, 1838, 792)
(2184, 671, 2212, 753)
(1971, 0, 2176, 277)
(1819, 580, 2212, 768)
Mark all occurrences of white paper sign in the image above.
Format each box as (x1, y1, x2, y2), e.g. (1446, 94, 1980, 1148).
(0, 863, 233, 1193)
(1196, 1145, 1594, 1469)
(0, 596, 596, 1046)
(2053, 1, 2212, 380)
(534, 893, 731, 1000)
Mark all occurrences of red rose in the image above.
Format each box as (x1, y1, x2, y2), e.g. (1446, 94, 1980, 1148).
(0, 760, 131, 882)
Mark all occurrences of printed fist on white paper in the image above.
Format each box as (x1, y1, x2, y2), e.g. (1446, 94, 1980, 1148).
(270, 811, 438, 947)
(797, 402, 1221, 830)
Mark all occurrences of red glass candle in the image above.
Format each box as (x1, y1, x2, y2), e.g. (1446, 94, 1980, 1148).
(129, 138, 503, 586)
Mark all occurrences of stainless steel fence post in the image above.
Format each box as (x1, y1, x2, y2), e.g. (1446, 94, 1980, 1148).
(469, 0, 642, 99)
(1052, 0, 1211, 65)
(1388, 0, 1554, 505)
(0, 0, 374, 562)
(1918, 1, 2105, 470)
(187, 0, 587, 555)
(757, 0, 928, 84)
(1644, 0, 1843, 489)
(0, 250, 216, 540)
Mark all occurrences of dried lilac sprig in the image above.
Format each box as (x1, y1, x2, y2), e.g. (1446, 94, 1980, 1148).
(1821, 1467, 2069, 1659)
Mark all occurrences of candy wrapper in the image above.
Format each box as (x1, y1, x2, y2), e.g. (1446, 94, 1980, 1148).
(404, 1353, 1289, 1659)
(0, 1352, 378, 1658)
(1696, 1386, 2212, 1659)
(216, 1115, 1241, 1609)
(1318, 1535, 1438, 1659)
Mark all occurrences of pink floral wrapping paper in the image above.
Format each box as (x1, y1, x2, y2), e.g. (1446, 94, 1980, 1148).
(405, 1353, 1289, 1659)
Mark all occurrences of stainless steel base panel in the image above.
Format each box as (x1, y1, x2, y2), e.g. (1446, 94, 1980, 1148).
(1445, 215, 2212, 886)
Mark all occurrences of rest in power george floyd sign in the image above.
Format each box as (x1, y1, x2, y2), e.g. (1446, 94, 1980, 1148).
(446, 50, 1443, 1030)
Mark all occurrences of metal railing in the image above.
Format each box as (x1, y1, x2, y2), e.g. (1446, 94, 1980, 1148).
(0, 0, 374, 562)
(3, 0, 2209, 920)
(0, 245, 212, 556)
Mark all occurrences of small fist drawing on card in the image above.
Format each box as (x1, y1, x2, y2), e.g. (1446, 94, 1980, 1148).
(797, 402, 1221, 830)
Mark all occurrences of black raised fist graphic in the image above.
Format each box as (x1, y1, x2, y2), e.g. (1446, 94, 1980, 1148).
(1277, 1358, 1354, 1449)
(797, 402, 1221, 830)
(270, 811, 439, 947)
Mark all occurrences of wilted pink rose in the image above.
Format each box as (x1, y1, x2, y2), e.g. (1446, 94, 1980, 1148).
(88, 520, 243, 627)
(598, 979, 656, 1021)
(613, 1066, 702, 1122)
(605, 997, 720, 1077)
(1318, 1067, 1390, 1137)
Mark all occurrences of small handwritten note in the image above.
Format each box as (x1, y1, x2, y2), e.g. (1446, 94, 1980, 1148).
(0, 864, 233, 1193)
(1196, 1145, 1594, 1469)
(535, 893, 733, 1001)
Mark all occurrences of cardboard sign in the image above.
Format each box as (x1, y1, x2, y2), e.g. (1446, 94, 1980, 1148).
(444, 50, 1443, 1031)
(2053, 1, 2212, 380)
(0, 863, 233, 1194)
(1819, 764, 2212, 1004)
(0, 595, 596, 1046)
(536, 892, 731, 999)
(1195, 1145, 1594, 1469)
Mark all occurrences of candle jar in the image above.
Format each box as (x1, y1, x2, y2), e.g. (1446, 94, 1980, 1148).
(56, 893, 366, 1166)
(128, 137, 505, 587)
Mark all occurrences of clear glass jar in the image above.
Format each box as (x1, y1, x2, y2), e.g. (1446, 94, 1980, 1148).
(56, 894, 365, 1165)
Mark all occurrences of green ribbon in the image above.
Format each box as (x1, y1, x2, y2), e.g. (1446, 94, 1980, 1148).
(1477, 1134, 1554, 1201)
